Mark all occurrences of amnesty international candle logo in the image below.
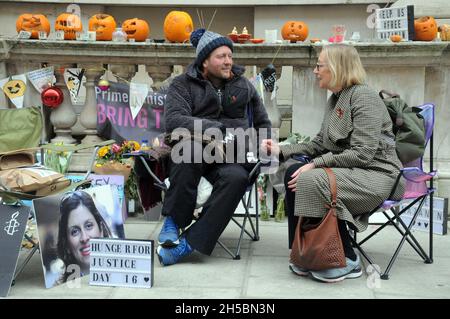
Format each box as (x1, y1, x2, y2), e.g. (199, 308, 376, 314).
(4, 211, 20, 236)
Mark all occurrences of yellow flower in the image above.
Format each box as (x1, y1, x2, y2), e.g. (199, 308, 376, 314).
(98, 146, 109, 157)
(95, 163, 103, 167)
(128, 140, 141, 151)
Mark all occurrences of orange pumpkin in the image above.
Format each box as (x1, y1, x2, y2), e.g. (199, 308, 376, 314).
(163, 11, 194, 43)
(16, 14, 50, 39)
(122, 18, 150, 42)
(55, 13, 82, 40)
(281, 21, 309, 43)
(390, 34, 403, 42)
(414, 16, 438, 41)
(89, 14, 116, 41)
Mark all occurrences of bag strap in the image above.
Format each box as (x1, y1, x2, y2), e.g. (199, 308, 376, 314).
(323, 167, 337, 209)
(379, 89, 400, 99)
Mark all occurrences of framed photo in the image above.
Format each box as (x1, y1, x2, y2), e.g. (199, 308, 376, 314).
(33, 185, 124, 288)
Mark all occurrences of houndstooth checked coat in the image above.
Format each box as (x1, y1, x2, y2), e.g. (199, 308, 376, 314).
(280, 84, 405, 232)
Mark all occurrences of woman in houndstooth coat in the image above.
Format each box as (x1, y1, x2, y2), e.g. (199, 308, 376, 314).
(261, 44, 405, 282)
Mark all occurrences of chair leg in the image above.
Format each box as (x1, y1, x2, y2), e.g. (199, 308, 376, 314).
(354, 195, 434, 280)
(12, 235, 39, 285)
(216, 240, 240, 260)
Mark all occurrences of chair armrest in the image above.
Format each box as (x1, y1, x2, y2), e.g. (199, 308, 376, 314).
(122, 151, 150, 160)
(402, 167, 436, 183)
(291, 154, 311, 164)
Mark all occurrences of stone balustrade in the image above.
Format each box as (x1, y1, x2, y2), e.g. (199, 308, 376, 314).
(0, 38, 449, 198)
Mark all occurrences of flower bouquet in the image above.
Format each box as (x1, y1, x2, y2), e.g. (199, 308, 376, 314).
(93, 140, 140, 182)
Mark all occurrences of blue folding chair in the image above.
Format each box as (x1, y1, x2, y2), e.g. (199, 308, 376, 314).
(351, 103, 436, 279)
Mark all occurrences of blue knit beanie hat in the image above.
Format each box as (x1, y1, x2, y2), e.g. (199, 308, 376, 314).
(190, 28, 233, 67)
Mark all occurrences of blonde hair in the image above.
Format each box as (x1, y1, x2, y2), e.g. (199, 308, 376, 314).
(321, 44, 366, 89)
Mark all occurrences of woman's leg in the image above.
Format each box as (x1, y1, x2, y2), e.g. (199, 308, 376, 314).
(338, 219, 357, 261)
(284, 162, 306, 249)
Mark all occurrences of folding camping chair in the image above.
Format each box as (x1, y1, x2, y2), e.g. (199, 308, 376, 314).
(129, 149, 261, 260)
(350, 103, 436, 280)
(0, 140, 115, 285)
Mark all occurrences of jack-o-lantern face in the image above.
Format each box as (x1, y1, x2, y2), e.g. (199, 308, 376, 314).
(414, 16, 438, 41)
(281, 21, 309, 43)
(55, 13, 83, 40)
(16, 14, 50, 39)
(122, 18, 150, 42)
(88, 14, 116, 41)
(163, 11, 194, 43)
(3, 80, 26, 99)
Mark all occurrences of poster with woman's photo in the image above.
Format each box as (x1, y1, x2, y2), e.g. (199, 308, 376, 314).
(33, 185, 124, 288)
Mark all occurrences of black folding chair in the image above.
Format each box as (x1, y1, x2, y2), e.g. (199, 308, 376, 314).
(128, 150, 261, 260)
(351, 103, 436, 280)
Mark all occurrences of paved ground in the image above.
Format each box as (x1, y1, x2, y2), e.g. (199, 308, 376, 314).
(4, 214, 450, 299)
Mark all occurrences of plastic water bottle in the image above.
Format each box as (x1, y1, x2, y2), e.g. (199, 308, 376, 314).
(141, 139, 150, 151)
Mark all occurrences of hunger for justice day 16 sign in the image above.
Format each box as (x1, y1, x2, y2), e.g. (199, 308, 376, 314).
(89, 238, 154, 288)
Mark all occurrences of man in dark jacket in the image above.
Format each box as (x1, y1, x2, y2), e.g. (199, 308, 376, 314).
(157, 28, 271, 266)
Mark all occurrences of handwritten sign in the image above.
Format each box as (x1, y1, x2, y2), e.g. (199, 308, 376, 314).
(375, 5, 414, 40)
(89, 238, 154, 288)
(0, 206, 30, 297)
(400, 196, 448, 235)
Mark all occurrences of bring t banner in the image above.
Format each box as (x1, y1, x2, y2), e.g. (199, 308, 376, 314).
(96, 82, 166, 143)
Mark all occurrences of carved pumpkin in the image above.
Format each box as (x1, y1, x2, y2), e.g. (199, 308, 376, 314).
(122, 18, 150, 42)
(438, 24, 450, 41)
(16, 14, 50, 39)
(163, 11, 194, 43)
(414, 16, 438, 41)
(89, 14, 116, 41)
(55, 13, 82, 40)
(281, 21, 308, 43)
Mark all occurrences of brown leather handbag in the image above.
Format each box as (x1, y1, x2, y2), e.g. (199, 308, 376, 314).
(289, 167, 346, 271)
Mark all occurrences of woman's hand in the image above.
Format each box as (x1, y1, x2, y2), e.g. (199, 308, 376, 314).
(260, 139, 280, 156)
(287, 162, 315, 192)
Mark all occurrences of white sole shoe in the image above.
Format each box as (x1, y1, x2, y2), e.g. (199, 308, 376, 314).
(311, 267, 363, 283)
(289, 263, 310, 277)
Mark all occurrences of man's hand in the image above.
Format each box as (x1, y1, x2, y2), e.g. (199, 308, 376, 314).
(260, 139, 280, 156)
(287, 163, 315, 192)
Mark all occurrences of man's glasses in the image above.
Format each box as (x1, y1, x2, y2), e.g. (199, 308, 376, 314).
(315, 63, 327, 70)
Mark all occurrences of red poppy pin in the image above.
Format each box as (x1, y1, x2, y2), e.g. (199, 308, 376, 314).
(231, 95, 237, 103)
(336, 107, 344, 118)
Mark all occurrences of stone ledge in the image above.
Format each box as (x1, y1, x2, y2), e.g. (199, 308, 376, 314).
(1, 37, 449, 67)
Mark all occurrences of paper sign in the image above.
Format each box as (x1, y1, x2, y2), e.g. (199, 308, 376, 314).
(1, 74, 27, 108)
(67, 174, 126, 222)
(64, 68, 86, 105)
(89, 238, 154, 288)
(55, 30, 65, 41)
(129, 82, 149, 120)
(38, 31, 48, 40)
(17, 31, 31, 39)
(27, 66, 55, 93)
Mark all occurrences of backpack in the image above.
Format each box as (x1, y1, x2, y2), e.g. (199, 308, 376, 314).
(379, 90, 426, 164)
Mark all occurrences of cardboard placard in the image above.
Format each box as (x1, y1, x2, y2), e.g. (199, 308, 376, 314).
(0, 206, 30, 297)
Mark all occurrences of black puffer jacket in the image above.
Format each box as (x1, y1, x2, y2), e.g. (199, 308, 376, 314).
(164, 63, 271, 134)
